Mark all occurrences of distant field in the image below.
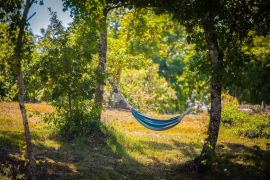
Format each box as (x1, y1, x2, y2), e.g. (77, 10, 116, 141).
(0, 102, 270, 179)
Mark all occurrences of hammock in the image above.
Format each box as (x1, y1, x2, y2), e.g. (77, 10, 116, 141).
(131, 107, 192, 131)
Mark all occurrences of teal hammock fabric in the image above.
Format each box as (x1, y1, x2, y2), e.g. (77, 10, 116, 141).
(131, 107, 192, 131)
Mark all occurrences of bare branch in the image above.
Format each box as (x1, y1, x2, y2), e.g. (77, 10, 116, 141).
(30, 0, 36, 7)
(27, 12, 36, 22)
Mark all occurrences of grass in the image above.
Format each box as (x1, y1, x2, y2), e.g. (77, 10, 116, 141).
(0, 102, 270, 179)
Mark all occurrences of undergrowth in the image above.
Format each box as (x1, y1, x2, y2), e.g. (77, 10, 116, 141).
(221, 94, 270, 138)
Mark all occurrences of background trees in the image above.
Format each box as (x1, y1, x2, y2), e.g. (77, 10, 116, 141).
(0, 1, 269, 177)
(64, 0, 132, 119)
(226, 34, 270, 105)
(127, 0, 270, 165)
(30, 10, 100, 138)
(105, 8, 208, 111)
(0, 23, 17, 101)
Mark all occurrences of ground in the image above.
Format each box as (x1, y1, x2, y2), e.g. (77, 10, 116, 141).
(0, 102, 270, 179)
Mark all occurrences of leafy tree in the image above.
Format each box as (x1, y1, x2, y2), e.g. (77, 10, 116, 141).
(11, 0, 39, 177)
(128, 0, 270, 166)
(106, 17, 178, 112)
(64, 0, 131, 119)
(226, 33, 270, 105)
(35, 11, 98, 138)
(105, 10, 152, 108)
(106, 35, 147, 105)
(0, 0, 25, 101)
(0, 23, 17, 100)
(120, 63, 177, 113)
(108, 8, 208, 110)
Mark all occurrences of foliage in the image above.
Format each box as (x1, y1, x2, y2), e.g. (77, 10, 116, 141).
(0, 23, 17, 101)
(226, 33, 270, 104)
(31, 11, 99, 138)
(110, 9, 208, 109)
(120, 63, 177, 113)
(0, 21, 37, 101)
(43, 103, 101, 139)
(106, 33, 147, 90)
(221, 93, 239, 108)
(221, 95, 270, 138)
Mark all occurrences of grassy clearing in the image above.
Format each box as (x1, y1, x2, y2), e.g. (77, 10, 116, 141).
(0, 102, 270, 179)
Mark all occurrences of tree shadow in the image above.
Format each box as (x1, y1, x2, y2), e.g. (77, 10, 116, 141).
(0, 131, 24, 148)
(172, 140, 201, 158)
(1, 129, 270, 179)
(138, 139, 201, 164)
(0, 130, 77, 179)
(0, 147, 28, 179)
(212, 142, 270, 179)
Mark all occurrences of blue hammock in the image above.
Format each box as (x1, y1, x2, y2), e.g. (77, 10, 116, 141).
(131, 107, 191, 131)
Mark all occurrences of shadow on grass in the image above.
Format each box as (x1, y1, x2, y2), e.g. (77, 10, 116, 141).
(0, 131, 78, 179)
(1, 128, 270, 179)
(138, 139, 201, 164)
(211, 142, 270, 179)
(0, 131, 24, 148)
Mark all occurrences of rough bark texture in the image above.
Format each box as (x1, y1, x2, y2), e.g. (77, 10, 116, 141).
(198, 21, 223, 164)
(14, 0, 36, 178)
(94, 9, 108, 119)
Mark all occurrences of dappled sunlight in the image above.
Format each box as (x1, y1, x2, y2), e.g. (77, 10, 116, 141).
(1, 102, 270, 179)
(102, 109, 207, 166)
(1, 0, 270, 179)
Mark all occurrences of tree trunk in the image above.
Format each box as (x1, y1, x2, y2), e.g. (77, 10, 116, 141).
(68, 92, 72, 119)
(114, 67, 122, 92)
(94, 9, 108, 119)
(261, 101, 265, 111)
(14, 0, 36, 178)
(17, 71, 37, 177)
(198, 22, 223, 165)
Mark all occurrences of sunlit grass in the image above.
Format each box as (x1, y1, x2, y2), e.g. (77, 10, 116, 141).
(1, 102, 270, 179)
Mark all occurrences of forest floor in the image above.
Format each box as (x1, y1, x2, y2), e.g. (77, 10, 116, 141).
(0, 102, 270, 179)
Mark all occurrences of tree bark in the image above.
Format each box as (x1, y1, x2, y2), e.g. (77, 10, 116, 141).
(94, 9, 108, 119)
(198, 21, 223, 165)
(14, 0, 36, 178)
(68, 92, 72, 119)
(114, 67, 122, 92)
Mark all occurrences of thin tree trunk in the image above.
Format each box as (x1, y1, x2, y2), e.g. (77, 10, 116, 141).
(261, 101, 265, 111)
(68, 92, 72, 119)
(198, 22, 223, 165)
(14, 0, 36, 178)
(94, 9, 108, 119)
(114, 67, 122, 92)
(17, 71, 37, 177)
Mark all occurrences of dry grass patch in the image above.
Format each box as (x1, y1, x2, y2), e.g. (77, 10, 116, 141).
(1, 102, 270, 179)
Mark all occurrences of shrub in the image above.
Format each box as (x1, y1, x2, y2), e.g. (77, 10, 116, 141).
(43, 103, 102, 140)
(221, 104, 240, 126)
(221, 103, 270, 138)
(238, 114, 270, 138)
(221, 93, 239, 107)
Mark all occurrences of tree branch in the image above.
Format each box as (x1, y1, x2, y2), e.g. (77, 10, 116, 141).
(30, 0, 36, 7)
(106, 3, 132, 12)
(27, 12, 36, 22)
